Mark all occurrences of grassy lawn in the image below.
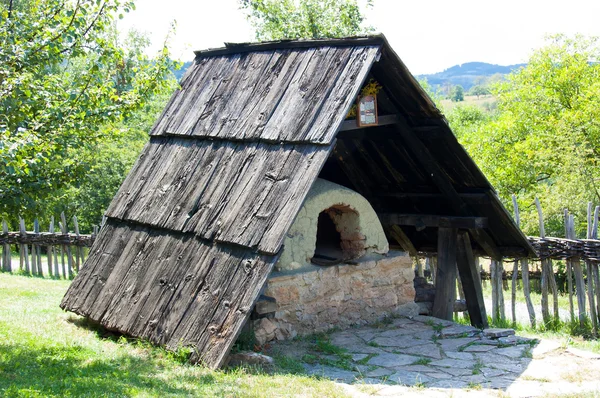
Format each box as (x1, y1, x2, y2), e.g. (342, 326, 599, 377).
(0, 273, 345, 397)
(455, 281, 600, 355)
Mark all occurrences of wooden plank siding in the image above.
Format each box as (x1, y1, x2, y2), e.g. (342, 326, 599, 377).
(105, 138, 331, 254)
(149, 46, 379, 144)
(60, 219, 278, 368)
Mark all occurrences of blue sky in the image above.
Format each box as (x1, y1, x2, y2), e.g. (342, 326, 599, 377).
(119, 0, 600, 75)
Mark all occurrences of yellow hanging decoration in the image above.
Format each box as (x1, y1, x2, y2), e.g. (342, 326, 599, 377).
(346, 79, 382, 119)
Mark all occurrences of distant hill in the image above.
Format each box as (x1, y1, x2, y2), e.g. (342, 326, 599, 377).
(417, 62, 526, 91)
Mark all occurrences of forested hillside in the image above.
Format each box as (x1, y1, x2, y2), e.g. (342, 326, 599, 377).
(419, 62, 525, 91)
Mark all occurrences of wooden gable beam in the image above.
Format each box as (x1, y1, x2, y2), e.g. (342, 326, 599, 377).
(388, 225, 418, 257)
(338, 114, 400, 132)
(377, 192, 489, 204)
(390, 120, 502, 260)
(379, 213, 488, 229)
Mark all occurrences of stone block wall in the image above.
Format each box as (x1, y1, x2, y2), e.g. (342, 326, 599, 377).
(253, 251, 418, 344)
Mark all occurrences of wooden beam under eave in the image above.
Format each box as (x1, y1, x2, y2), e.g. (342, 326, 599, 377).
(377, 192, 490, 205)
(388, 225, 418, 257)
(379, 213, 488, 229)
(337, 114, 400, 132)
(390, 120, 502, 260)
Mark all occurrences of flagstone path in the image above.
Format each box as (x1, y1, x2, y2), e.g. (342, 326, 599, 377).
(266, 315, 600, 397)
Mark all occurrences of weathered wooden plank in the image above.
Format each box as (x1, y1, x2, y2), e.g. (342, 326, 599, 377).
(432, 227, 458, 321)
(306, 46, 380, 143)
(256, 146, 332, 254)
(60, 220, 133, 312)
(135, 237, 216, 342)
(191, 51, 275, 138)
(61, 219, 278, 369)
(149, 57, 211, 135)
(167, 56, 238, 136)
(228, 50, 307, 140)
(263, 47, 351, 141)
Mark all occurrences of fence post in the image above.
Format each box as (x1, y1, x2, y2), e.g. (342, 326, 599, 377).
(593, 206, 600, 327)
(47, 217, 53, 278)
(565, 209, 575, 323)
(586, 203, 598, 334)
(73, 216, 81, 272)
(2, 220, 11, 273)
(33, 219, 43, 276)
(569, 214, 588, 328)
(535, 198, 551, 325)
(19, 217, 30, 275)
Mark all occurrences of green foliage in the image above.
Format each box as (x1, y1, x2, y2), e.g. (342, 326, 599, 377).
(468, 85, 491, 98)
(0, 0, 177, 228)
(239, 0, 374, 41)
(449, 84, 464, 102)
(451, 35, 600, 236)
(0, 273, 346, 396)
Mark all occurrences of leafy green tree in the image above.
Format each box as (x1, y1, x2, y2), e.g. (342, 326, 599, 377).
(456, 35, 600, 236)
(468, 85, 490, 98)
(239, 0, 373, 40)
(0, 0, 176, 225)
(449, 85, 464, 102)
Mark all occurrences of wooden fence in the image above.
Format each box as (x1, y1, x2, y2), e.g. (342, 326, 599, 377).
(418, 196, 600, 335)
(0, 213, 99, 279)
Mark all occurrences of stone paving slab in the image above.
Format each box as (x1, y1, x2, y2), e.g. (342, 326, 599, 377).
(266, 314, 600, 397)
(367, 352, 417, 367)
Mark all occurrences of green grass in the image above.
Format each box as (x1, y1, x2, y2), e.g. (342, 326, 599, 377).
(453, 279, 600, 355)
(0, 273, 347, 397)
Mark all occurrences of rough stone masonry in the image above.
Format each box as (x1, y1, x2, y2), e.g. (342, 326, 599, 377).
(254, 252, 419, 345)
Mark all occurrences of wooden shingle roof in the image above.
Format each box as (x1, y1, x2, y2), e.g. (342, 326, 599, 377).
(61, 34, 534, 369)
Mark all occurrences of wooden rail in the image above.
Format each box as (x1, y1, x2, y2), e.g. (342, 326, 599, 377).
(1, 213, 99, 279)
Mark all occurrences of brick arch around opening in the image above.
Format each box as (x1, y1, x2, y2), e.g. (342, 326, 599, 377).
(275, 178, 389, 271)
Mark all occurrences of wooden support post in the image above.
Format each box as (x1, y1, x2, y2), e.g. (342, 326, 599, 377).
(432, 227, 458, 321)
(456, 231, 488, 328)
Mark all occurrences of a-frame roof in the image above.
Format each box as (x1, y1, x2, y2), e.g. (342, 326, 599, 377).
(61, 34, 534, 369)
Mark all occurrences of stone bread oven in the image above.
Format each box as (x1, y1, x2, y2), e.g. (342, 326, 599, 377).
(252, 179, 418, 344)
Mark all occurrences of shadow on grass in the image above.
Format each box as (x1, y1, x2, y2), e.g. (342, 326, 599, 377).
(0, 340, 208, 397)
